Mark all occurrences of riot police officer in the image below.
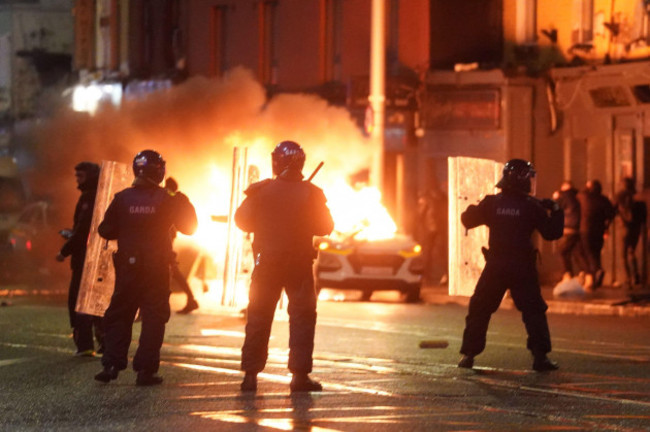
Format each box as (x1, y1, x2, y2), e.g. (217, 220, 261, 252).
(458, 159, 563, 372)
(56, 161, 104, 356)
(235, 140, 334, 392)
(94, 150, 197, 386)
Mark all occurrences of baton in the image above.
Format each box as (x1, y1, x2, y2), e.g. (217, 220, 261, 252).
(306, 161, 324, 182)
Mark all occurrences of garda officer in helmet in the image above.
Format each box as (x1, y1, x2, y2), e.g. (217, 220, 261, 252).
(458, 159, 563, 372)
(94, 150, 197, 386)
(235, 140, 334, 392)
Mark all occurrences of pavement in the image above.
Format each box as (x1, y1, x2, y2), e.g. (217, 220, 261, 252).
(2, 279, 650, 317)
(423, 282, 650, 317)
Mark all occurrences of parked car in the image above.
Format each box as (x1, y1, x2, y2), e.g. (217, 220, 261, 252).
(3, 201, 67, 283)
(314, 232, 424, 302)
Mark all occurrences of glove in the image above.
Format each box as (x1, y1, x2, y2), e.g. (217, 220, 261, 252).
(540, 198, 560, 212)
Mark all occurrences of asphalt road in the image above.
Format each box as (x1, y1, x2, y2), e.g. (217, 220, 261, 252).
(1, 291, 649, 431)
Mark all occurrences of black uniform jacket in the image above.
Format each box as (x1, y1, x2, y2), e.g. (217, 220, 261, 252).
(60, 184, 97, 267)
(556, 187, 580, 231)
(461, 192, 563, 259)
(98, 180, 198, 266)
(234, 177, 334, 257)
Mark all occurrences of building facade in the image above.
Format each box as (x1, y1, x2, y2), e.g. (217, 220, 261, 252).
(73, 0, 650, 285)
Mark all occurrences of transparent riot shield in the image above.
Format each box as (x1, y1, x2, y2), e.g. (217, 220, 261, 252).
(76, 161, 132, 316)
(221, 146, 251, 307)
(448, 157, 503, 297)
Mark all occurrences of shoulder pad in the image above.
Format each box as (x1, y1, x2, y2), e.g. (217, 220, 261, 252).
(244, 179, 272, 196)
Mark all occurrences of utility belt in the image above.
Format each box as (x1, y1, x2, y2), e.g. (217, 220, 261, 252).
(255, 248, 317, 267)
(481, 246, 538, 263)
(112, 249, 168, 270)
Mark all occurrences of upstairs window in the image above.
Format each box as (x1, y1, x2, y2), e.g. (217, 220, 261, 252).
(210, 6, 228, 77)
(259, 0, 278, 85)
(572, 0, 594, 44)
(321, 0, 343, 82)
(516, 0, 537, 45)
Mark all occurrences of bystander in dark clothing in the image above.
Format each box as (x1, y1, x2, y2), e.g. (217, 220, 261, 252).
(458, 159, 563, 372)
(235, 141, 334, 393)
(416, 186, 448, 285)
(578, 180, 615, 290)
(56, 162, 104, 357)
(94, 150, 197, 386)
(554, 180, 587, 280)
(614, 177, 647, 289)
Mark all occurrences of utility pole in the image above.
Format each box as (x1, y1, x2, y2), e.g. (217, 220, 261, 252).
(369, 0, 385, 190)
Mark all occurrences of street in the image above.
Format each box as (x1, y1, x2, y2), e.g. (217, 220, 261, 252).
(1, 290, 650, 431)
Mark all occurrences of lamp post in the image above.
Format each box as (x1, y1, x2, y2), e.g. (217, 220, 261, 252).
(369, 0, 385, 190)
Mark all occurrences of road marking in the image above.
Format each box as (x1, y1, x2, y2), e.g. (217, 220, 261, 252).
(0, 358, 32, 367)
(165, 361, 392, 396)
(470, 375, 650, 408)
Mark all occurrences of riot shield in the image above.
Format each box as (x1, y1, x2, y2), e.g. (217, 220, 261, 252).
(448, 157, 503, 297)
(76, 161, 132, 316)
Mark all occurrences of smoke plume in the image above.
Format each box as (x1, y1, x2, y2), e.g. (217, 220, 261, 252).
(31, 67, 370, 225)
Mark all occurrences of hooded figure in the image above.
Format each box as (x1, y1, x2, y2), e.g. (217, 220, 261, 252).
(56, 161, 104, 356)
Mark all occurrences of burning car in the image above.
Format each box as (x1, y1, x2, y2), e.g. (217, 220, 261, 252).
(314, 231, 424, 303)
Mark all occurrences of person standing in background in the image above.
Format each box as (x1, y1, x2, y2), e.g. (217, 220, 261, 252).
(164, 177, 199, 314)
(56, 162, 104, 357)
(553, 180, 587, 282)
(578, 180, 616, 291)
(415, 184, 448, 285)
(614, 177, 647, 290)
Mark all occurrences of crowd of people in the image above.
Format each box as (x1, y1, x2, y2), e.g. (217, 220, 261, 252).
(553, 177, 647, 292)
(56, 145, 648, 390)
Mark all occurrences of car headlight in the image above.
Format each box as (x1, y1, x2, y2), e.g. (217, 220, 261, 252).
(398, 243, 422, 258)
(318, 241, 352, 255)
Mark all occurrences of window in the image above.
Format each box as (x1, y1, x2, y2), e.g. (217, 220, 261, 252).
(210, 6, 227, 77)
(516, 0, 536, 44)
(638, 0, 650, 45)
(321, 0, 342, 82)
(588, 86, 631, 108)
(259, 0, 278, 85)
(632, 84, 650, 104)
(572, 0, 594, 44)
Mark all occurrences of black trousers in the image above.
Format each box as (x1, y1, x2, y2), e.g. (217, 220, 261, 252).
(241, 255, 317, 374)
(558, 232, 586, 276)
(581, 232, 605, 275)
(622, 227, 642, 283)
(101, 263, 170, 373)
(460, 258, 551, 358)
(68, 260, 104, 352)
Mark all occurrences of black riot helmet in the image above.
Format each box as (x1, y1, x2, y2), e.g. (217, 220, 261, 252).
(496, 159, 536, 194)
(132, 149, 166, 184)
(271, 141, 306, 177)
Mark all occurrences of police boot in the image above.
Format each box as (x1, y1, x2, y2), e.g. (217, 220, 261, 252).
(290, 373, 322, 392)
(94, 365, 119, 383)
(533, 355, 559, 372)
(136, 371, 163, 386)
(457, 355, 474, 369)
(240, 372, 258, 392)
